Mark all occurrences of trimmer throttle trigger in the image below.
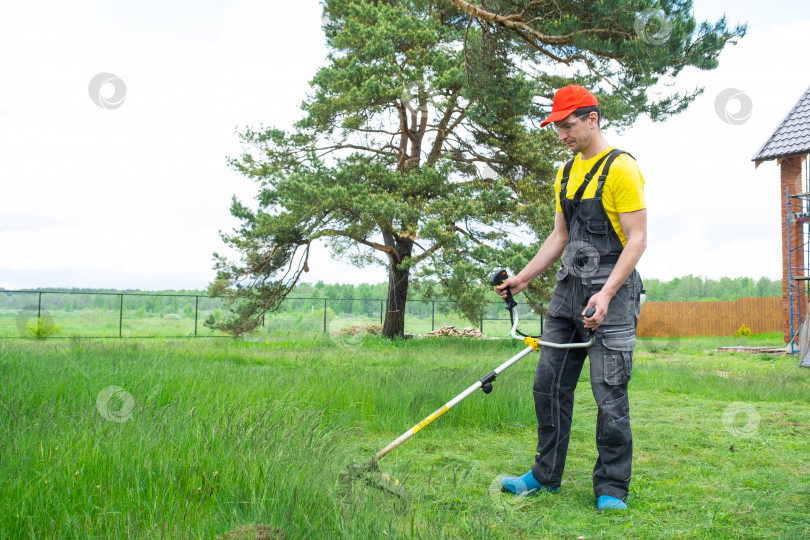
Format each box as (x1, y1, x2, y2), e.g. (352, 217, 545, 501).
(489, 269, 518, 310)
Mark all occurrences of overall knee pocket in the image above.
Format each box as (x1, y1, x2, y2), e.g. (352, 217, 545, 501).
(597, 392, 631, 446)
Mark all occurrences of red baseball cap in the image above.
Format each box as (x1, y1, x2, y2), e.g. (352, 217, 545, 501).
(540, 85, 599, 127)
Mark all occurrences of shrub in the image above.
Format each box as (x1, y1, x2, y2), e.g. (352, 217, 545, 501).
(26, 316, 59, 339)
(734, 324, 752, 337)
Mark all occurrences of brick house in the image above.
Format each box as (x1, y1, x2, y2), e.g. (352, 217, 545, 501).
(752, 84, 810, 360)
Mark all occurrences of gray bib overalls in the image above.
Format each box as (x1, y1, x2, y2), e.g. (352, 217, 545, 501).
(530, 149, 643, 501)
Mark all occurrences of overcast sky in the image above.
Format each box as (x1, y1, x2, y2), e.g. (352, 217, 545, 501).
(1, 0, 808, 290)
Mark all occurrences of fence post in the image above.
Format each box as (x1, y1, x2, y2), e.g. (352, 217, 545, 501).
(119, 294, 124, 338)
(431, 300, 435, 331)
(380, 300, 383, 325)
(37, 292, 42, 320)
(323, 298, 327, 333)
(480, 313, 483, 334)
(194, 296, 199, 337)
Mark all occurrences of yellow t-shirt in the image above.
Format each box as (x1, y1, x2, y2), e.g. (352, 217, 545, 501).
(554, 146, 646, 246)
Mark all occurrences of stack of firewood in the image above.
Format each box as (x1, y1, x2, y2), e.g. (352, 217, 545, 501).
(335, 324, 382, 336)
(424, 325, 484, 338)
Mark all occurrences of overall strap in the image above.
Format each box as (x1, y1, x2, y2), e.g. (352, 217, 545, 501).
(595, 149, 636, 196)
(572, 152, 612, 205)
(559, 152, 611, 232)
(558, 152, 611, 207)
(559, 158, 575, 204)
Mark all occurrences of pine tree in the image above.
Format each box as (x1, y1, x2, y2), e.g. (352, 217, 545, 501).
(210, 0, 744, 338)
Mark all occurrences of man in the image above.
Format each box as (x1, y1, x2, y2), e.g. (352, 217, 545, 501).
(494, 85, 646, 511)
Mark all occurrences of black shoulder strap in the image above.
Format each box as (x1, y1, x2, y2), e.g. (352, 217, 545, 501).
(595, 150, 635, 196)
(559, 158, 575, 204)
(572, 152, 612, 205)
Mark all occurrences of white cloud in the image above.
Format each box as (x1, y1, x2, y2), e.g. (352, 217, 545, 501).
(614, 17, 810, 281)
(0, 1, 806, 290)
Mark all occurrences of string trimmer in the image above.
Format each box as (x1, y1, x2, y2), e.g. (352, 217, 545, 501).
(339, 269, 596, 498)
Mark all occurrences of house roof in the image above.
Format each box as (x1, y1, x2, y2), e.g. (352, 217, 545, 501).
(752, 84, 810, 163)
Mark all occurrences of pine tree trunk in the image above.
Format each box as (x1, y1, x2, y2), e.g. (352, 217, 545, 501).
(382, 238, 413, 338)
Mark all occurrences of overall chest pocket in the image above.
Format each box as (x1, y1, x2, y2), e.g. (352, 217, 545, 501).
(585, 219, 611, 253)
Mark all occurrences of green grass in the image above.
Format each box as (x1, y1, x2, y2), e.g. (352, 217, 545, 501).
(0, 310, 225, 338)
(0, 309, 530, 338)
(1, 333, 808, 539)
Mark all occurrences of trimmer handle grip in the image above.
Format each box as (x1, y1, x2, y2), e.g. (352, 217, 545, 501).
(583, 306, 596, 337)
(490, 269, 518, 310)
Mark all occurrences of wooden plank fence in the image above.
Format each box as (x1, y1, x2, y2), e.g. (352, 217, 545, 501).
(637, 297, 781, 337)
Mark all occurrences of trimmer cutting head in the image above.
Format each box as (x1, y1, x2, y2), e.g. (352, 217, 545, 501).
(339, 458, 407, 498)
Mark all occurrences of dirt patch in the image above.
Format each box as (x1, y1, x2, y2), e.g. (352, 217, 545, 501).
(217, 524, 284, 540)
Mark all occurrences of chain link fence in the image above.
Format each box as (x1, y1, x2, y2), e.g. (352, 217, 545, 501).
(0, 290, 544, 339)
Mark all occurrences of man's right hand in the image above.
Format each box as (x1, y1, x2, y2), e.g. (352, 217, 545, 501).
(494, 275, 527, 301)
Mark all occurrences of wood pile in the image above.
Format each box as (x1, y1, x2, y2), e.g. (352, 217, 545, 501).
(424, 325, 484, 338)
(335, 324, 382, 336)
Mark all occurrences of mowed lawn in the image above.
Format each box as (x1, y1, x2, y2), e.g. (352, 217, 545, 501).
(1, 333, 808, 539)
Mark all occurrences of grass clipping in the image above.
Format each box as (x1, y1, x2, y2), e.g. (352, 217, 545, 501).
(217, 524, 284, 540)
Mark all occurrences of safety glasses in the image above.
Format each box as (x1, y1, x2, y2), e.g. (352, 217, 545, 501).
(550, 112, 591, 134)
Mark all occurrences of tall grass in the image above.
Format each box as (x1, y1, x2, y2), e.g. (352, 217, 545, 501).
(0, 335, 808, 538)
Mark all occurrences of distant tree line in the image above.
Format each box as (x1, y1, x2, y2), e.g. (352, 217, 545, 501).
(0, 276, 783, 319)
(290, 275, 784, 305)
(0, 288, 209, 318)
(642, 275, 781, 302)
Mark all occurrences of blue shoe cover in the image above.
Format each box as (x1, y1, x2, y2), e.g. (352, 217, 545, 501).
(500, 470, 559, 495)
(597, 495, 628, 510)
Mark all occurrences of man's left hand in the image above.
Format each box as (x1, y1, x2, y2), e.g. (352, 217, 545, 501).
(582, 290, 612, 330)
